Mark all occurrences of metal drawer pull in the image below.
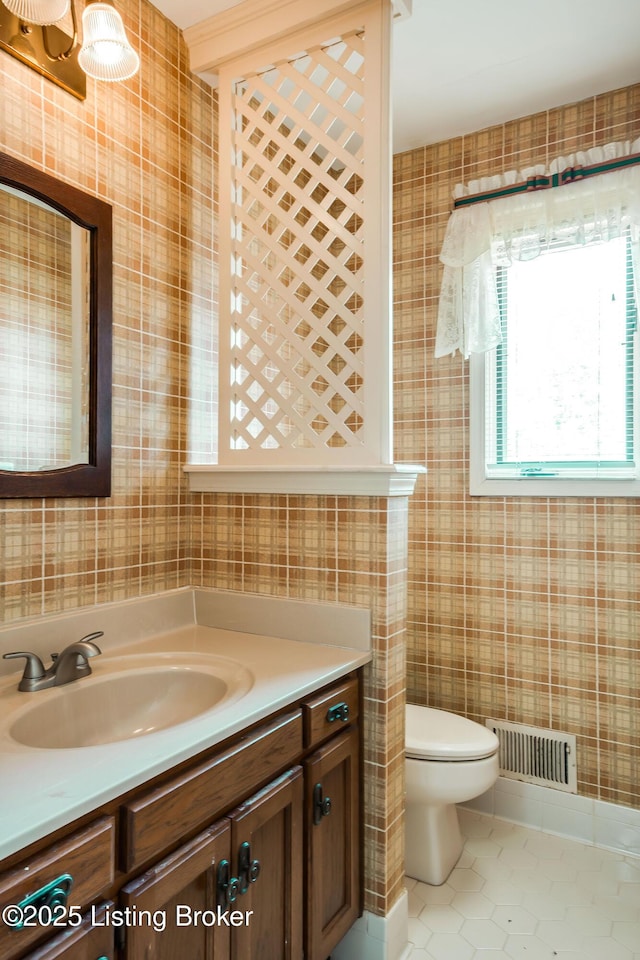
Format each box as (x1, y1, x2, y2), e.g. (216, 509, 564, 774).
(13, 874, 73, 928)
(238, 841, 261, 895)
(217, 859, 240, 905)
(313, 783, 332, 825)
(326, 701, 349, 723)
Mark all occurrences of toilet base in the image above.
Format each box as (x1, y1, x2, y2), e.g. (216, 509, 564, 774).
(405, 801, 463, 886)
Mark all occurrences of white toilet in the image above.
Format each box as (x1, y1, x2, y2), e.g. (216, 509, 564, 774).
(405, 704, 500, 885)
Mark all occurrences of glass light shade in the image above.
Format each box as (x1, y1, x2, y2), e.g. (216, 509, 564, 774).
(3, 0, 70, 25)
(78, 2, 139, 81)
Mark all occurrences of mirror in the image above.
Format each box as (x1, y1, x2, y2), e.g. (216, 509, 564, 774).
(0, 153, 112, 498)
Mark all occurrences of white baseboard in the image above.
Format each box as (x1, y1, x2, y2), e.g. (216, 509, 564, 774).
(462, 775, 640, 858)
(331, 889, 409, 960)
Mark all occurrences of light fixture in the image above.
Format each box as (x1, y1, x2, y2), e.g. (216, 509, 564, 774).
(4, 0, 69, 26)
(0, 0, 139, 99)
(78, 1, 138, 81)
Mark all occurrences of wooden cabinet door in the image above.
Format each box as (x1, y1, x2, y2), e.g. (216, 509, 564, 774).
(23, 903, 114, 959)
(227, 767, 303, 960)
(120, 820, 231, 960)
(304, 727, 360, 960)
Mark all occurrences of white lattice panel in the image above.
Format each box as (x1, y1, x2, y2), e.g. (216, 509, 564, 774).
(217, 3, 392, 465)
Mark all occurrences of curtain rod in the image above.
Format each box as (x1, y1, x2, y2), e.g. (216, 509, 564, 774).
(453, 151, 640, 209)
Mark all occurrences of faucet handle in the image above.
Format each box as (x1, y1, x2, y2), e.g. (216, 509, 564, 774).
(80, 631, 104, 647)
(3, 651, 46, 690)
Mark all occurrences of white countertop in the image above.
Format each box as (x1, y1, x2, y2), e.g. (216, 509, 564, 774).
(0, 624, 370, 862)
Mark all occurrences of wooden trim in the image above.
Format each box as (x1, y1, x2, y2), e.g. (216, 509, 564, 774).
(185, 0, 373, 74)
(0, 152, 112, 499)
(184, 463, 425, 495)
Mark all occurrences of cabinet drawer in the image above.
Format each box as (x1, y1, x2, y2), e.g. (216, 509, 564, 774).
(303, 676, 359, 748)
(123, 709, 303, 872)
(23, 902, 115, 959)
(0, 817, 115, 960)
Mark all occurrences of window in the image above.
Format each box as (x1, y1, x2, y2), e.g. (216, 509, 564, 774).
(435, 139, 640, 496)
(470, 234, 640, 496)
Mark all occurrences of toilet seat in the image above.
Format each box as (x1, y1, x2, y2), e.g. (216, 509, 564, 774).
(406, 704, 499, 761)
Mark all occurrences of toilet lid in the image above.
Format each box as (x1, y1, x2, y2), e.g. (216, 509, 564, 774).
(406, 704, 499, 761)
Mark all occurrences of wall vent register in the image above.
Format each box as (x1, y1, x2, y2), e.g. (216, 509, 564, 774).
(486, 719, 578, 793)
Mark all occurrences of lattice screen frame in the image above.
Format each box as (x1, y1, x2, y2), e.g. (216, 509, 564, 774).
(217, 1, 392, 466)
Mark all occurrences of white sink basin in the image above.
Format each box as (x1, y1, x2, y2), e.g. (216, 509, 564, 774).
(8, 654, 253, 749)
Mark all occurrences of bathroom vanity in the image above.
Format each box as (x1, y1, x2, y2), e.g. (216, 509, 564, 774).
(0, 591, 370, 960)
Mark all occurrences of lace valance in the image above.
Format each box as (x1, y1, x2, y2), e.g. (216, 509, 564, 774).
(435, 138, 640, 358)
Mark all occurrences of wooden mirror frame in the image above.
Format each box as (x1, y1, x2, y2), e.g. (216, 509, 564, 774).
(0, 153, 112, 498)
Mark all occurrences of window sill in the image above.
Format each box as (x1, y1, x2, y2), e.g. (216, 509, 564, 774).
(184, 464, 426, 497)
(471, 474, 640, 497)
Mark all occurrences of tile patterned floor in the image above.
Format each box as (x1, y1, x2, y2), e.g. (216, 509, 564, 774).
(406, 808, 640, 960)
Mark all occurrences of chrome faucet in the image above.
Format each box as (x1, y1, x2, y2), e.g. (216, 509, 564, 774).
(3, 631, 103, 692)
